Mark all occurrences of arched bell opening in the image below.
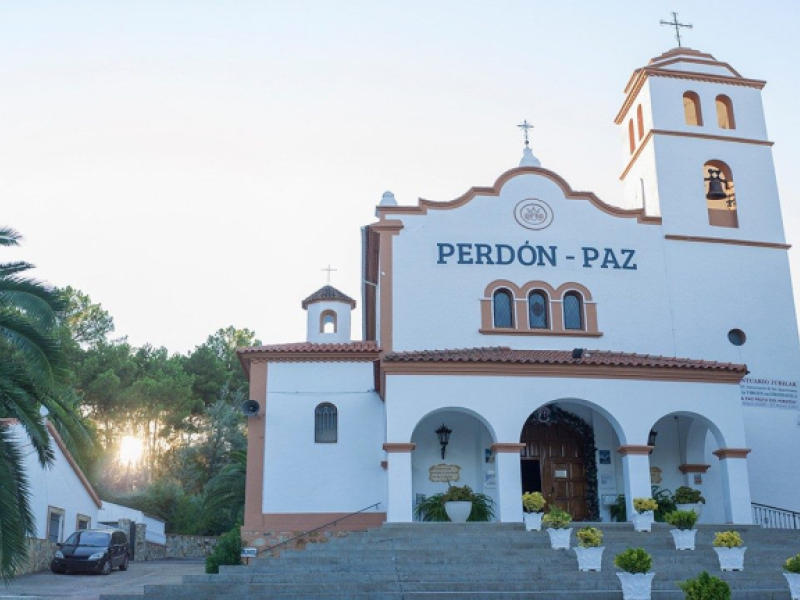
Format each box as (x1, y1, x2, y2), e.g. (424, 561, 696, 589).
(518, 401, 623, 522)
(410, 408, 497, 520)
(647, 412, 728, 524)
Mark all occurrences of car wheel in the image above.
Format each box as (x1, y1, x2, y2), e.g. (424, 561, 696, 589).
(50, 565, 65, 574)
(119, 555, 129, 571)
(100, 559, 112, 575)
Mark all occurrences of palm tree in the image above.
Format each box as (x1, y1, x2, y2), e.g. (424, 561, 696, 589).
(0, 226, 70, 581)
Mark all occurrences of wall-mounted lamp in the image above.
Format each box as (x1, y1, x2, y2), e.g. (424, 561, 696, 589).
(647, 429, 658, 447)
(435, 423, 452, 460)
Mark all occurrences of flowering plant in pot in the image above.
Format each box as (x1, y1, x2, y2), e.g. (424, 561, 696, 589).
(712, 531, 746, 571)
(673, 486, 705, 519)
(574, 526, 604, 571)
(678, 571, 731, 600)
(542, 507, 572, 550)
(665, 509, 698, 550)
(632, 497, 658, 532)
(614, 547, 654, 600)
(783, 553, 800, 599)
(414, 485, 494, 523)
(522, 492, 546, 531)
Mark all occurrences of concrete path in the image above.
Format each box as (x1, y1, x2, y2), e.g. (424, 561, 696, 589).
(0, 560, 204, 600)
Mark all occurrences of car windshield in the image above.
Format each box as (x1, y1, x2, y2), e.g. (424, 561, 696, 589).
(64, 532, 111, 547)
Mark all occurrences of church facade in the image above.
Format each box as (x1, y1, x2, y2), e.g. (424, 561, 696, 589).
(238, 47, 800, 540)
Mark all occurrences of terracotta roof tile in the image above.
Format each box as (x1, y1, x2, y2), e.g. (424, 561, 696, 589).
(301, 285, 356, 309)
(238, 341, 380, 354)
(382, 346, 746, 372)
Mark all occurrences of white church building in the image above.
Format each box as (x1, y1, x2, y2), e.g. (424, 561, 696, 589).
(238, 47, 800, 539)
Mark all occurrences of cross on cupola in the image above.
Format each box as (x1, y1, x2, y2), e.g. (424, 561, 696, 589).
(321, 264, 337, 285)
(517, 120, 534, 147)
(660, 11, 692, 47)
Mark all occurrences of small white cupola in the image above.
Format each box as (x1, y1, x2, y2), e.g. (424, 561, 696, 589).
(301, 285, 356, 343)
(517, 120, 541, 167)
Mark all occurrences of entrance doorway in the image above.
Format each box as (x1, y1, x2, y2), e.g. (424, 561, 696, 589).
(521, 419, 589, 521)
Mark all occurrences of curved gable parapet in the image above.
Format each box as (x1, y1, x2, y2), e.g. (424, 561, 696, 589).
(375, 166, 661, 225)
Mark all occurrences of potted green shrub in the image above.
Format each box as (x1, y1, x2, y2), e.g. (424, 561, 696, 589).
(674, 486, 705, 519)
(783, 553, 800, 599)
(614, 547, 654, 600)
(414, 485, 495, 522)
(542, 507, 573, 550)
(632, 497, 658, 532)
(678, 571, 731, 600)
(712, 531, 746, 571)
(521, 492, 546, 531)
(574, 526, 604, 571)
(665, 509, 698, 550)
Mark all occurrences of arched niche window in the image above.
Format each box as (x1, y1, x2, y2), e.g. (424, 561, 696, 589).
(528, 290, 549, 329)
(704, 160, 738, 228)
(320, 310, 337, 334)
(683, 92, 703, 126)
(493, 289, 514, 328)
(563, 292, 584, 331)
(315, 403, 337, 443)
(636, 105, 644, 140)
(715, 95, 735, 130)
(628, 119, 635, 154)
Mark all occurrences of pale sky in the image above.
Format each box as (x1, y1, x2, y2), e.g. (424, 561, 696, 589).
(2, 1, 799, 353)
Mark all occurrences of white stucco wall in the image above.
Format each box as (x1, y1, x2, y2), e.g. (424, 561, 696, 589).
(261, 362, 386, 514)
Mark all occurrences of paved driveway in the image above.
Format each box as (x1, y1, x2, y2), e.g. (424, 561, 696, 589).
(0, 559, 205, 600)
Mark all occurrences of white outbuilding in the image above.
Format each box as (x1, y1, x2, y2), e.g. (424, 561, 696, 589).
(238, 47, 800, 541)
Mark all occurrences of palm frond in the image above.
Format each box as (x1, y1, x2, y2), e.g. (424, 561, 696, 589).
(0, 262, 34, 278)
(0, 309, 64, 380)
(0, 276, 64, 329)
(0, 227, 21, 247)
(0, 423, 37, 582)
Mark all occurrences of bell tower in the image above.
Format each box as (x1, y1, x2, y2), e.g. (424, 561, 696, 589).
(302, 285, 355, 343)
(616, 47, 786, 244)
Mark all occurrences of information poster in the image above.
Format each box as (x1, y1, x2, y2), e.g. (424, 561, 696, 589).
(740, 377, 798, 410)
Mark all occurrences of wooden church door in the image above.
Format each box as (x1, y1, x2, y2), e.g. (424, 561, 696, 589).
(521, 419, 588, 521)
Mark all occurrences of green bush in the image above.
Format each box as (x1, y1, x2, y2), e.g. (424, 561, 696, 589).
(205, 527, 242, 574)
(442, 485, 474, 502)
(674, 486, 706, 505)
(712, 531, 742, 548)
(678, 571, 731, 600)
(576, 526, 603, 548)
(609, 494, 627, 522)
(522, 492, 546, 513)
(542, 507, 572, 529)
(784, 553, 800, 573)
(665, 510, 698, 530)
(614, 547, 652, 574)
(632, 497, 658, 513)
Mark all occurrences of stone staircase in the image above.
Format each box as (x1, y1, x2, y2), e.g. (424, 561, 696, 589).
(101, 522, 799, 599)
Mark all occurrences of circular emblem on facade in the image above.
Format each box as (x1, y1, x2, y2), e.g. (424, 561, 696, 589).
(514, 198, 554, 231)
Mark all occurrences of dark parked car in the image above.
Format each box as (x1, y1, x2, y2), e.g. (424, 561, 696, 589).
(50, 528, 130, 575)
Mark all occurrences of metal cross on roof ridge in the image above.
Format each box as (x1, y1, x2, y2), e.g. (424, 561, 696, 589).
(660, 11, 692, 47)
(321, 264, 337, 285)
(517, 120, 534, 147)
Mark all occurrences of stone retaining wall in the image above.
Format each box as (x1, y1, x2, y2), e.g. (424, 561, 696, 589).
(17, 538, 58, 576)
(241, 529, 352, 557)
(165, 534, 218, 558)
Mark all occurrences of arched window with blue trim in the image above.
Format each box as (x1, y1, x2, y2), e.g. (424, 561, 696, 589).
(493, 289, 514, 328)
(315, 403, 338, 443)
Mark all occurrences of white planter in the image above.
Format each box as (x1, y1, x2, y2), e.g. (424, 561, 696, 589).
(617, 572, 655, 600)
(574, 546, 604, 571)
(714, 546, 746, 571)
(784, 572, 800, 600)
(523, 512, 543, 531)
(632, 510, 654, 532)
(547, 527, 572, 550)
(669, 528, 697, 551)
(676, 503, 703, 519)
(444, 501, 472, 523)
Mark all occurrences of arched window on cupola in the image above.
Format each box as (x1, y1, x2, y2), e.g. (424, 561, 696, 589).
(563, 292, 585, 331)
(636, 105, 644, 140)
(315, 403, 338, 443)
(628, 119, 635, 154)
(683, 92, 703, 126)
(528, 290, 549, 329)
(716, 95, 735, 130)
(493, 289, 514, 328)
(704, 160, 738, 228)
(320, 310, 337, 334)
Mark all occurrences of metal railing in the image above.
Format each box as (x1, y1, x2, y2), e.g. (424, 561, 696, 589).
(263, 502, 382, 555)
(752, 502, 800, 529)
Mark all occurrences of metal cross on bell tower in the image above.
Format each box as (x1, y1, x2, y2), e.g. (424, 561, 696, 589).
(660, 12, 693, 47)
(321, 264, 337, 285)
(517, 120, 534, 147)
